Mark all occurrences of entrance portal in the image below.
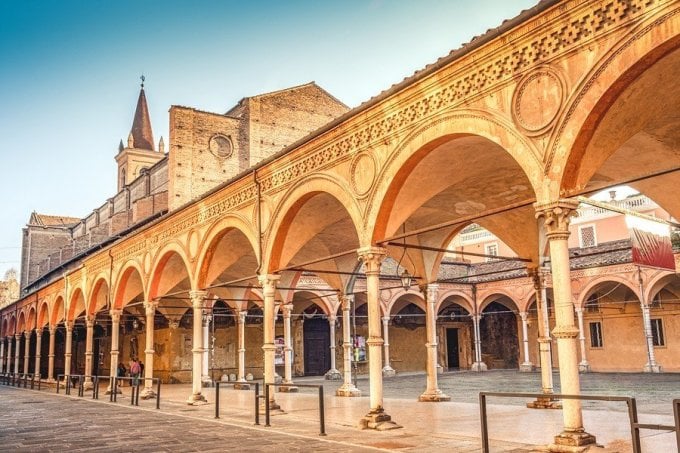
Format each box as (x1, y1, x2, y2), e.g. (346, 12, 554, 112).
(446, 328, 459, 369)
(303, 318, 330, 376)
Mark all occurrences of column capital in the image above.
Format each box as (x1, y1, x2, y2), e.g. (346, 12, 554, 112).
(381, 315, 390, 325)
(519, 311, 528, 321)
(35, 328, 42, 337)
(109, 309, 122, 323)
(328, 313, 337, 323)
(574, 306, 583, 315)
(65, 320, 75, 331)
(49, 325, 57, 335)
(168, 319, 180, 329)
(144, 301, 158, 315)
(420, 283, 439, 303)
(357, 246, 387, 274)
(340, 295, 354, 311)
(85, 316, 95, 328)
(534, 199, 579, 240)
(281, 303, 294, 316)
(238, 310, 247, 324)
(23, 331, 31, 339)
(189, 290, 208, 308)
(258, 274, 280, 297)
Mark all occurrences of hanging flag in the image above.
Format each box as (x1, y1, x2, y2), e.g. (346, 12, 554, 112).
(626, 215, 676, 271)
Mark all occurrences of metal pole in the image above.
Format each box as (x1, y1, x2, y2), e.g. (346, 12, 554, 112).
(254, 382, 260, 425)
(480, 393, 489, 453)
(674, 399, 679, 451)
(318, 385, 326, 436)
(628, 398, 641, 453)
(113, 377, 118, 403)
(130, 383, 135, 406)
(156, 379, 161, 410)
(135, 380, 140, 406)
(56, 375, 61, 394)
(215, 381, 220, 419)
(265, 384, 271, 427)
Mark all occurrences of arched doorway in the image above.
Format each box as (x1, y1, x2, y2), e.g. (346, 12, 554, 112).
(302, 306, 330, 376)
(480, 299, 519, 369)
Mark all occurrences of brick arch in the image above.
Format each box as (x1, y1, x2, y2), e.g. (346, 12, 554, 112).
(16, 310, 27, 333)
(26, 307, 36, 331)
(644, 270, 680, 303)
(113, 261, 147, 309)
(50, 296, 65, 326)
(553, 12, 680, 200)
(385, 290, 426, 316)
(147, 243, 194, 301)
(264, 174, 364, 276)
(88, 276, 110, 316)
(37, 300, 50, 329)
(478, 291, 520, 313)
(575, 275, 640, 310)
(436, 289, 474, 315)
(291, 290, 334, 317)
(68, 286, 86, 321)
(367, 109, 542, 243)
(194, 213, 259, 289)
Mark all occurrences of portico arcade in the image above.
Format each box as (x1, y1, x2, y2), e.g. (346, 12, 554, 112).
(3, 0, 680, 448)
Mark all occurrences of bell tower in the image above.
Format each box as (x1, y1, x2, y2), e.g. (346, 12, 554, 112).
(115, 76, 165, 192)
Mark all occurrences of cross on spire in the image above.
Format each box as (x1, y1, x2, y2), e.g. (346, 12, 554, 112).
(140, 74, 145, 89)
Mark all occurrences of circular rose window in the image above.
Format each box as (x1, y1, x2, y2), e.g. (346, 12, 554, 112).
(209, 134, 233, 158)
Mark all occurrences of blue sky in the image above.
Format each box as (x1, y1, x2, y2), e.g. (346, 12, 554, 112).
(0, 0, 539, 278)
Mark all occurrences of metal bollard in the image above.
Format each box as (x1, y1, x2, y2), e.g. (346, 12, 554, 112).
(156, 379, 161, 410)
(318, 386, 326, 436)
(215, 382, 220, 419)
(130, 384, 136, 406)
(254, 382, 260, 425)
(265, 384, 271, 427)
(66, 376, 71, 395)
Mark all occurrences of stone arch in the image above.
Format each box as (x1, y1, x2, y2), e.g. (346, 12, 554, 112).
(26, 307, 36, 331)
(553, 11, 680, 203)
(113, 262, 146, 310)
(1, 318, 7, 337)
(576, 276, 640, 309)
(368, 109, 542, 243)
(194, 214, 260, 289)
(147, 243, 194, 301)
(291, 290, 334, 317)
(643, 270, 679, 303)
(7, 315, 16, 336)
(479, 291, 520, 313)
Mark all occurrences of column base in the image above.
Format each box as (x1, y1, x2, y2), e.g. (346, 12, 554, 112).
(436, 364, 443, 374)
(471, 361, 487, 372)
(418, 389, 451, 402)
(382, 365, 396, 377)
(324, 368, 342, 380)
(578, 362, 590, 373)
(83, 381, 94, 391)
(643, 364, 662, 373)
(527, 396, 562, 409)
(336, 383, 361, 397)
(104, 388, 122, 395)
(260, 399, 281, 411)
(187, 393, 208, 405)
(233, 382, 251, 391)
(551, 429, 597, 448)
(519, 362, 535, 372)
(141, 388, 156, 399)
(358, 409, 402, 430)
(278, 384, 298, 393)
(201, 376, 214, 387)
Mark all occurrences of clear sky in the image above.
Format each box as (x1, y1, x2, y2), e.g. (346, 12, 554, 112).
(0, 0, 540, 278)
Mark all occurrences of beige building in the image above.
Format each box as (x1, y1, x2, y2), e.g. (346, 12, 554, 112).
(2, 0, 680, 447)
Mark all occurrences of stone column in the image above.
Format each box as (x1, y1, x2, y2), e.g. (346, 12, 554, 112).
(357, 247, 399, 429)
(536, 200, 595, 447)
(419, 284, 450, 402)
(325, 313, 342, 380)
(0, 337, 5, 373)
(259, 275, 280, 409)
(34, 329, 42, 379)
(142, 302, 157, 398)
(188, 291, 207, 404)
(337, 295, 360, 397)
(381, 316, 396, 376)
(234, 310, 250, 390)
(23, 331, 31, 375)
(202, 313, 212, 385)
(84, 316, 95, 389)
(14, 334, 21, 374)
(47, 326, 56, 381)
(6, 336, 13, 374)
(519, 311, 534, 372)
(64, 322, 73, 377)
(574, 307, 590, 372)
(470, 314, 487, 371)
(280, 303, 296, 388)
(107, 310, 121, 393)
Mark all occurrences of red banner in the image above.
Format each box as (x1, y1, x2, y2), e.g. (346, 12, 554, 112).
(626, 215, 676, 271)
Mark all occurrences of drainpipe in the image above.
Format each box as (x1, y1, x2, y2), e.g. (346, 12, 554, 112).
(253, 169, 262, 276)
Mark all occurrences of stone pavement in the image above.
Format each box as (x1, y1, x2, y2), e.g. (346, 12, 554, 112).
(1, 370, 678, 452)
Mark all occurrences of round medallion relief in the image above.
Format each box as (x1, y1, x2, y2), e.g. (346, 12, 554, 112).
(350, 152, 376, 197)
(188, 230, 199, 259)
(512, 67, 565, 135)
(208, 134, 233, 159)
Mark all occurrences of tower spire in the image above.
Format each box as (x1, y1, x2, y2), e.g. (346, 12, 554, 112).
(129, 75, 154, 150)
